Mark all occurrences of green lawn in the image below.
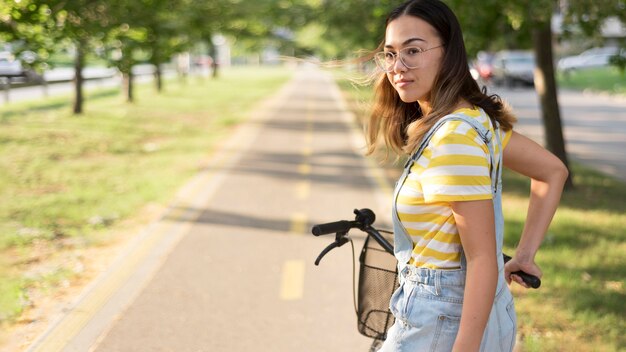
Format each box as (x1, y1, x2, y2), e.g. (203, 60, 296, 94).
(335, 71, 626, 351)
(557, 66, 626, 95)
(0, 67, 292, 323)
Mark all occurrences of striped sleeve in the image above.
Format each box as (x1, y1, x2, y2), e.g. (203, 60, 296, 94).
(501, 128, 513, 149)
(420, 122, 493, 203)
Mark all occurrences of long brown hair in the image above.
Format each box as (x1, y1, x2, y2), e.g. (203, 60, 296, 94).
(366, 0, 516, 158)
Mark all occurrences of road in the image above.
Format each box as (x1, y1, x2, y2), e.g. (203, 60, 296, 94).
(0, 65, 173, 105)
(492, 86, 626, 182)
(26, 66, 392, 352)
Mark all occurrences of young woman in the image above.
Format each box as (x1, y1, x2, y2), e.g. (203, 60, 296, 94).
(366, 1, 568, 351)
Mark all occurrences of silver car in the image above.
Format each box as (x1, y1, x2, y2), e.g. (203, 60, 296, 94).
(491, 50, 535, 87)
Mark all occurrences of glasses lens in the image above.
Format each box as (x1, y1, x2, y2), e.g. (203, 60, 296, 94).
(400, 48, 421, 69)
(374, 52, 394, 72)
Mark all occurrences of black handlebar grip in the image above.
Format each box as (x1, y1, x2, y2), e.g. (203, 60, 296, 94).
(311, 220, 353, 236)
(513, 270, 541, 289)
(503, 254, 541, 289)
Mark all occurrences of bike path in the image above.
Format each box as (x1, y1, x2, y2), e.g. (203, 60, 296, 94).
(27, 66, 393, 352)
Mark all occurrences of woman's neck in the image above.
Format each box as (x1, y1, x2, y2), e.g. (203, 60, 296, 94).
(418, 99, 472, 116)
(454, 99, 473, 110)
(417, 100, 432, 116)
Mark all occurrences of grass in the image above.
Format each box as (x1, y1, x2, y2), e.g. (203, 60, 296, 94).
(0, 66, 293, 323)
(502, 166, 626, 351)
(334, 69, 626, 351)
(557, 66, 626, 95)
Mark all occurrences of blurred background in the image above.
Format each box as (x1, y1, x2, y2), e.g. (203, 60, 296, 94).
(0, 1, 624, 351)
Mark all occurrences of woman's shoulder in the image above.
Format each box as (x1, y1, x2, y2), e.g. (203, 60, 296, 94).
(431, 108, 489, 143)
(432, 108, 513, 149)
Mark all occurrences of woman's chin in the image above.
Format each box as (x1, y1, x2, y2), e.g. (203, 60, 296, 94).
(397, 92, 419, 103)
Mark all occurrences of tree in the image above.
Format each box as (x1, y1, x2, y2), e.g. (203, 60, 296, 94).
(560, 0, 626, 40)
(139, 0, 192, 92)
(302, 0, 395, 57)
(42, 0, 114, 114)
(104, 21, 146, 103)
(0, 1, 58, 99)
(176, 0, 215, 77)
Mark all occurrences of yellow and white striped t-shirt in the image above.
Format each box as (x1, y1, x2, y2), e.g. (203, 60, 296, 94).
(396, 107, 512, 269)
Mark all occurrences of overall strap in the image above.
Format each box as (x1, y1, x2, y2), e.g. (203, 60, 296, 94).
(404, 114, 500, 176)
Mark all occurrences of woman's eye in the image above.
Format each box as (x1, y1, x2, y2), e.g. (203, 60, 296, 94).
(384, 52, 395, 59)
(406, 48, 421, 55)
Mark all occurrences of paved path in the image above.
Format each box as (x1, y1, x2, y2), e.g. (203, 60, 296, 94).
(26, 66, 392, 352)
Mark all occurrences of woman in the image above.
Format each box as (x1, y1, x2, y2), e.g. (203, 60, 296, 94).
(366, 1, 568, 351)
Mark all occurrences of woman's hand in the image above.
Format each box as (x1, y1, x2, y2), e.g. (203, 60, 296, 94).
(504, 255, 543, 288)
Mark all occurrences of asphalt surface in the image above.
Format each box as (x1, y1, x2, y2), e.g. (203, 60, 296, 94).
(493, 86, 626, 182)
(27, 66, 392, 352)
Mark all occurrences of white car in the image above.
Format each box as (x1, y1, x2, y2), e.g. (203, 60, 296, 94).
(0, 52, 25, 77)
(557, 46, 623, 72)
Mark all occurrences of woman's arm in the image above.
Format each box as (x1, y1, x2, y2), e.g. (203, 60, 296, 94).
(503, 131, 568, 287)
(451, 199, 498, 352)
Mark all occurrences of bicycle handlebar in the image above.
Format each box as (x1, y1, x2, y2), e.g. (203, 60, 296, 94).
(312, 208, 541, 289)
(311, 220, 354, 236)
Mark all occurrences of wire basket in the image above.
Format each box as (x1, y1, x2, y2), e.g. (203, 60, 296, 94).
(357, 234, 399, 340)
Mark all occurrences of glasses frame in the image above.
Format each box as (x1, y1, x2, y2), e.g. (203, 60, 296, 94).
(374, 44, 445, 72)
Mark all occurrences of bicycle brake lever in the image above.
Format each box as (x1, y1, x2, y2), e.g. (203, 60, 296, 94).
(314, 236, 349, 265)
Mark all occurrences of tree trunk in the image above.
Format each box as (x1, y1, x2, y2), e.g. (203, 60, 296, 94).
(155, 64, 163, 92)
(532, 19, 574, 189)
(123, 70, 133, 103)
(73, 40, 86, 115)
(209, 42, 219, 79)
(212, 62, 219, 79)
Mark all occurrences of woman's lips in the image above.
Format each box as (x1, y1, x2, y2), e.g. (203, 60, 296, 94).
(395, 79, 413, 88)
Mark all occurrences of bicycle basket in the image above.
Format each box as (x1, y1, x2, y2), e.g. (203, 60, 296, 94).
(357, 233, 399, 340)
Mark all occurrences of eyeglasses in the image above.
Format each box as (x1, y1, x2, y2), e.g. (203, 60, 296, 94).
(374, 45, 445, 72)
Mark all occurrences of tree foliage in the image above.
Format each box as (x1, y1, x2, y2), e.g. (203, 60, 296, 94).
(1, 0, 624, 124)
(561, 0, 626, 40)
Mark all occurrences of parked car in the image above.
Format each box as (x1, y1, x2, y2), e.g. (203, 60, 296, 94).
(0, 51, 39, 81)
(0, 51, 25, 77)
(472, 51, 496, 82)
(491, 50, 535, 87)
(557, 46, 623, 73)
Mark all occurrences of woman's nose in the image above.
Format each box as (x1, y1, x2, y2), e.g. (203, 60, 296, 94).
(392, 56, 407, 73)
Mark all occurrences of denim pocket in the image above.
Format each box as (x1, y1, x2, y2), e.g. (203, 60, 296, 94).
(389, 281, 409, 318)
(430, 314, 461, 352)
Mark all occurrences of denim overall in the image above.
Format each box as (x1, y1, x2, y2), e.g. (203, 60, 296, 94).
(379, 113, 517, 352)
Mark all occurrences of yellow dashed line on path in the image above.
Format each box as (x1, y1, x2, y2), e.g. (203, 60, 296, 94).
(301, 146, 312, 157)
(279, 260, 306, 300)
(290, 212, 307, 234)
(298, 163, 311, 175)
(303, 133, 313, 145)
(295, 181, 311, 200)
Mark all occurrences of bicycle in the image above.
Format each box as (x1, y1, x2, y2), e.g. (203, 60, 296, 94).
(311, 208, 540, 352)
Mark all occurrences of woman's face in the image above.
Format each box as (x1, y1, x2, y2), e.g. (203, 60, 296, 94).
(384, 15, 444, 104)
